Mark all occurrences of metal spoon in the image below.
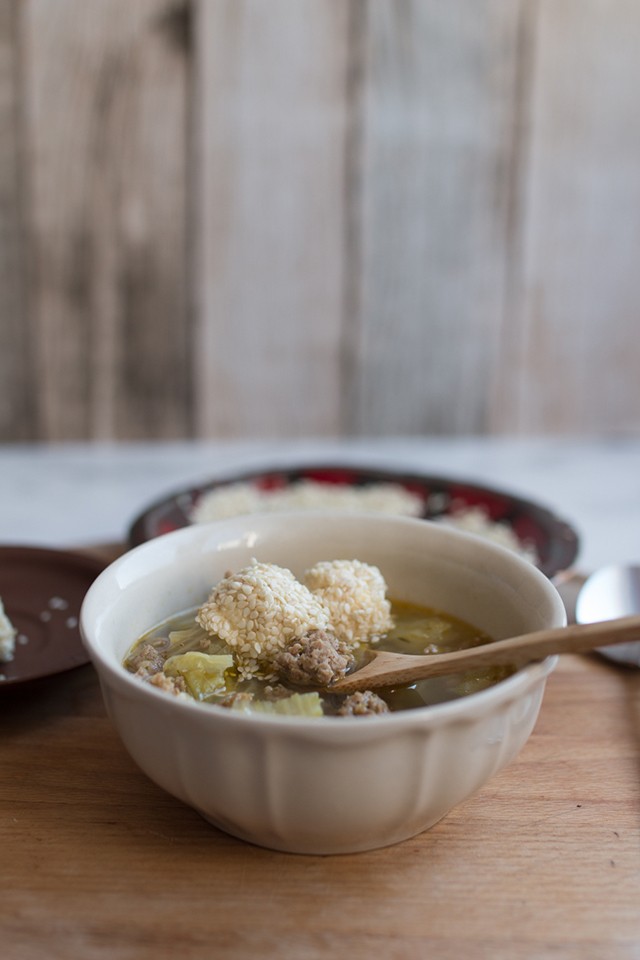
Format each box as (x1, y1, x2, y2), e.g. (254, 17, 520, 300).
(575, 564, 640, 667)
(329, 614, 640, 694)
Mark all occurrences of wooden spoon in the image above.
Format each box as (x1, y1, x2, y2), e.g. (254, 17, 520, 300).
(329, 615, 640, 694)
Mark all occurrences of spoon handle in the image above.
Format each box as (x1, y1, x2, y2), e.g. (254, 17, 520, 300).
(331, 614, 640, 694)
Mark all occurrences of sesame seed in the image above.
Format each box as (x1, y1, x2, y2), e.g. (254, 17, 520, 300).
(196, 558, 391, 681)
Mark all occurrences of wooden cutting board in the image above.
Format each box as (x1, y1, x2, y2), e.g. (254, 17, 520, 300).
(1, 560, 639, 959)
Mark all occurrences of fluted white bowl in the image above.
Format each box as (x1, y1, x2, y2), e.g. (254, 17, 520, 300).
(80, 512, 566, 855)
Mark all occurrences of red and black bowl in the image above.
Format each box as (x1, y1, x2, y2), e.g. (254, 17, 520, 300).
(127, 464, 579, 580)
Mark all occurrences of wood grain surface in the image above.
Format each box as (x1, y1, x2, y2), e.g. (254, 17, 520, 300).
(350, 0, 524, 436)
(195, 0, 349, 438)
(494, 0, 640, 435)
(2, 0, 640, 441)
(19, 0, 192, 440)
(2, 649, 639, 960)
(0, 0, 32, 440)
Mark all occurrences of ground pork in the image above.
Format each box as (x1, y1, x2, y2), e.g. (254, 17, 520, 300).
(129, 640, 169, 679)
(263, 682, 294, 701)
(220, 690, 255, 709)
(148, 671, 187, 697)
(196, 561, 330, 680)
(337, 690, 390, 716)
(273, 629, 355, 687)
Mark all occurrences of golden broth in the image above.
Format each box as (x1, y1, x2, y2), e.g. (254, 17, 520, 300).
(124, 599, 511, 714)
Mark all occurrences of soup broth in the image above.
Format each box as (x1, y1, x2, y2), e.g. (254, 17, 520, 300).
(124, 599, 511, 715)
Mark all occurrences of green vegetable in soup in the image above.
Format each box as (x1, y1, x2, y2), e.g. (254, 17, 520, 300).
(164, 652, 234, 700)
(231, 691, 324, 717)
(385, 616, 453, 650)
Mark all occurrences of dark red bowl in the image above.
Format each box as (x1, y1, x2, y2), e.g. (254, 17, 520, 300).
(127, 464, 579, 579)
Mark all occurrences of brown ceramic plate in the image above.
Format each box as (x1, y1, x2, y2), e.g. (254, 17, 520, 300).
(0, 546, 107, 687)
(128, 464, 579, 579)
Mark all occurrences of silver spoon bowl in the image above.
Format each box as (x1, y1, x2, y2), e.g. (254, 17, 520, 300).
(576, 564, 640, 666)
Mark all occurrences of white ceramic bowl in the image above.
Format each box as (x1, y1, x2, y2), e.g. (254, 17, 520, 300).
(80, 513, 566, 855)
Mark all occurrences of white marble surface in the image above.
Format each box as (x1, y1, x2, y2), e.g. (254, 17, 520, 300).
(0, 437, 639, 574)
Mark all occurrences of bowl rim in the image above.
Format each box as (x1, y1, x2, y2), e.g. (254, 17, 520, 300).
(82, 512, 566, 731)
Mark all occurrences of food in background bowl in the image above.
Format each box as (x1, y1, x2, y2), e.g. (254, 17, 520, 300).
(127, 465, 579, 578)
(81, 513, 566, 855)
(190, 480, 539, 563)
(191, 478, 425, 522)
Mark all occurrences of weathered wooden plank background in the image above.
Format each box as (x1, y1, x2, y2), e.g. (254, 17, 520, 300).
(1, 0, 639, 441)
